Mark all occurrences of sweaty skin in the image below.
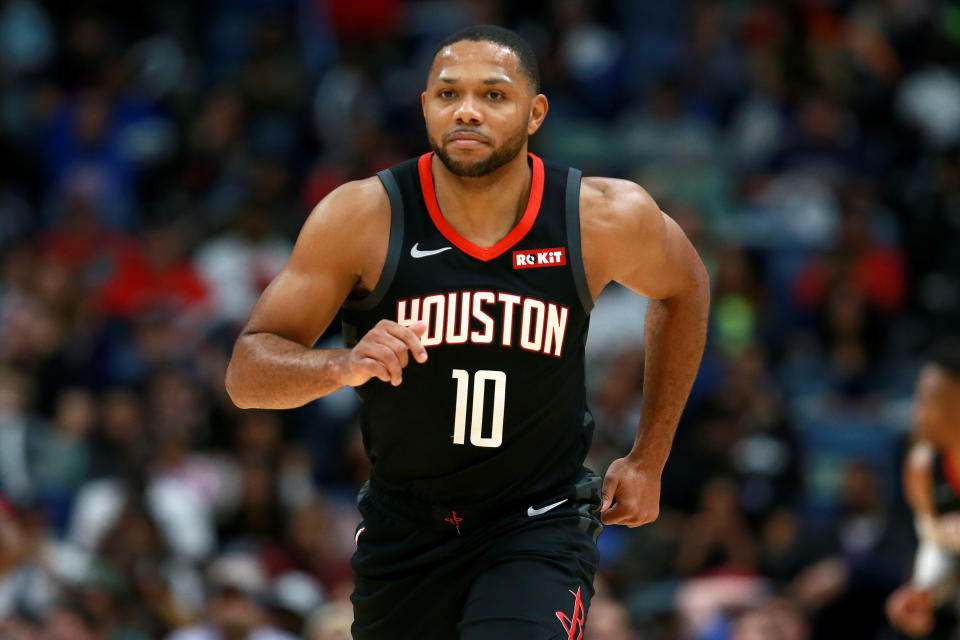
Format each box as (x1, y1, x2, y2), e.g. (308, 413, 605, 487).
(225, 39, 710, 529)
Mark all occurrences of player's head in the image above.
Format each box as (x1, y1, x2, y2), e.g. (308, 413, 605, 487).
(914, 337, 960, 445)
(422, 25, 547, 178)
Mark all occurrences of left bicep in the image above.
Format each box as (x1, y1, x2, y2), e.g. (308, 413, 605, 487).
(614, 203, 705, 301)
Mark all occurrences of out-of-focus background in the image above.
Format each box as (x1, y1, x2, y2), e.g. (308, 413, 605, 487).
(0, 1, 958, 639)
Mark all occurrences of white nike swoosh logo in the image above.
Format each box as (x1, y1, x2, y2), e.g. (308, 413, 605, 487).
(527, 498, 568, 517)
(410, 243, 453, 258)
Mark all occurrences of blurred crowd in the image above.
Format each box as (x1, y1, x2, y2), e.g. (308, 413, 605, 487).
(1, 0, 959, 639)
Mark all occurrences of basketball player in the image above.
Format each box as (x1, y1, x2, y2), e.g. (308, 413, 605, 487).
(886, 344, 960, 637)
(226, 25, 710, 639)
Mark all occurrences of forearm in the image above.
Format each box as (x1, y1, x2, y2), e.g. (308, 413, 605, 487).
(225, 333, 348, 409)
(629, 273, 709, 468)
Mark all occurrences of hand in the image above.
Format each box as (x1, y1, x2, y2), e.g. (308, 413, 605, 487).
(886, 584, 934, 638)
(600, 456, 662, 527)
(337, 320, 427, 387)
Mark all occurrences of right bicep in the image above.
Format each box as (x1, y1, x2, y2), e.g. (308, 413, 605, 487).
(241, 261, 354, 347)
(239, 180, 385, 347)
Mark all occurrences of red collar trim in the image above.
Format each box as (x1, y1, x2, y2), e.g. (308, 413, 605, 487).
(417, 151, 545, 262)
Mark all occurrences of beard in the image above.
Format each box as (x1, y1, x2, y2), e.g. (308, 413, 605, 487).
(430, 124, 527, 178)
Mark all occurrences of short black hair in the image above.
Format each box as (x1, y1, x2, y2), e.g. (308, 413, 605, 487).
(430, 25, 540, 92)
(931, 336, 960, 379)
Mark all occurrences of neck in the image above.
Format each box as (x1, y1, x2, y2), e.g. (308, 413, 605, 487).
(430, 148, 531, 248)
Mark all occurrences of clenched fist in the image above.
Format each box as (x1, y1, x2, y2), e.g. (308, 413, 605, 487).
(337, 320, 428, 387)
(601, 457, 662, 527)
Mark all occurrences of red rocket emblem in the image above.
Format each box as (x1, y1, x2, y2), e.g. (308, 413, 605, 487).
(555, 586, 585, 640)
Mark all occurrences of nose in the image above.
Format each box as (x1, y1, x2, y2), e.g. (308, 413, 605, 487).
(454, 93, 483, 125)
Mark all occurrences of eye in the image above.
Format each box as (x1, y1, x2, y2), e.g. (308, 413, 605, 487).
(439, 89, 455, 99)
(488, 90, 504, 100)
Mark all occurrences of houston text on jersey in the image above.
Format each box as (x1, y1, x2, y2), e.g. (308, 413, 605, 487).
(397, 291, 569, 357)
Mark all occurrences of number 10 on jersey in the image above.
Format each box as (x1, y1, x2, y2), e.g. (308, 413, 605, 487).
(451, 369, 506, 448)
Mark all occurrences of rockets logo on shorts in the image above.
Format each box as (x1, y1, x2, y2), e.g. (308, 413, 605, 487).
(513, 247, 566, 269)
(556, 586, 585, 640)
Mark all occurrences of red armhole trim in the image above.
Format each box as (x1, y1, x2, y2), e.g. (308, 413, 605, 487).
(417, 152, 545, 262)
(943, 451, 960, 500)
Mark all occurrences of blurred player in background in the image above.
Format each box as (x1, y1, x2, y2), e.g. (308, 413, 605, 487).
(887, 341, 960, 638)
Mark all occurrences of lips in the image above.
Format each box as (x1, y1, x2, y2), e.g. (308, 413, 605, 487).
(446, 131, 488, 145)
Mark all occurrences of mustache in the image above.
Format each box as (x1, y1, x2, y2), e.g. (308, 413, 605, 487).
(443, 128, 491, 142)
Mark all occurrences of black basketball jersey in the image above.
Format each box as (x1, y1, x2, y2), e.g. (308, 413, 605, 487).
(341, 152, 595, 510)
(933, 450, 960, 515)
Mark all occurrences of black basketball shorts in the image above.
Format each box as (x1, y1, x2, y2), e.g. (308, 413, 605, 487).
(349, 469, 604, 640)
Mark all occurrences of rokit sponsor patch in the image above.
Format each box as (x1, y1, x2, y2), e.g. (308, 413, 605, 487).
(513, 247, 566, 269)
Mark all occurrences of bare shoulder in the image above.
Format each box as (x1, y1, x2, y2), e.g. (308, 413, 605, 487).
(579, 177, 668, 298)
(301, 176, 389, 241)
(295, 176, 389, 276)
(579, 177, 665, 256)
(580, 177, 661, 229)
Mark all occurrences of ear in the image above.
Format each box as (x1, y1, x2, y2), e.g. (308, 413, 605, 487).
(527, 94, 548, 136)
(421, 91, 427, 119)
